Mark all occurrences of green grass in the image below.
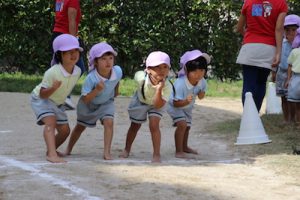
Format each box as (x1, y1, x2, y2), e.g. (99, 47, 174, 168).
(209, 114, 300, 179)
(0, 72, 242, 97)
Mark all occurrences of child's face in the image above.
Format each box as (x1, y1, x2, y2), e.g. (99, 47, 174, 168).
(95, 53, 114, 74)
(187, 69, 205, 86)
(62, 49, 80, 66)
(147, 64, 170, 84)
(285, 26, 298, 43)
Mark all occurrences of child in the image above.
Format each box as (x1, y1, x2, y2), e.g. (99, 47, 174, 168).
(119, 51, 172, 163)
(275, 14, 300, 123)
(64, 42, 122, 160)
(286, 28, 300, 127)
(30, 34, 83, 163)
(167, 50, 210, 158)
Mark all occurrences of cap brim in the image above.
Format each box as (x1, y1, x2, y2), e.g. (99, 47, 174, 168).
(97, 50, 118, 58)
(146, 60, 171, 68)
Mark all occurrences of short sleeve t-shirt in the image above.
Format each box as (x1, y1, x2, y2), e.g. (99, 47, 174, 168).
(81, 65, 123, 104)
(169, 76, 207, 109)
(32, 64, 81, 105)
(53, 0, 81, 34)
(288, 49, 300, 73)
(241, 0, 288, 46)
(134, 71, 172, 105)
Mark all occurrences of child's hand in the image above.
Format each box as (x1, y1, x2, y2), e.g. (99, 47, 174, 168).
(95, 80, 105, 92)
(186, 94, 193, 103)
(52, 80, 62, 90)
(156, 79, 165, 90)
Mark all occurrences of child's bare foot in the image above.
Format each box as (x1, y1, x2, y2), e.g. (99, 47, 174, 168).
(119, 150, 130, 158)
(175, 152, 188, 159)
(56, 151, 65, 157)
(184, 147, 198, 155)
(46, 155, 66, 163)
(103, 153, 113, 160)
(151, 155, 161, 163)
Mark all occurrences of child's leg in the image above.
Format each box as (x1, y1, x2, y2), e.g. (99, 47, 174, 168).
(290, 102, 297, 124)
(102, 118, 114, 160)
(65, 123, 86, 155)
(281, 96, 289, 122)
(295, 103, 300, 126)
(119, 122, 141, 158)
(42, 116, 66, 163)
(174, 120, 188, 158)
(183, 127, 198, 154)
(55, 124, 70, 149)
(149, 116, 161, 163)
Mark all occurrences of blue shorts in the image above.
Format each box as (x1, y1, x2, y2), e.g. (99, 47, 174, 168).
(128, 93, 165, 124)
(76, 97, 114, 127)
(30, 93, 68, 125)
(167, 104, 193, 127)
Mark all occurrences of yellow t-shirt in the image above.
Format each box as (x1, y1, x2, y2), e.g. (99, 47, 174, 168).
(32, 64, 81, 105)
(288, 48, 300, 73)
(134, 71, 171, 105)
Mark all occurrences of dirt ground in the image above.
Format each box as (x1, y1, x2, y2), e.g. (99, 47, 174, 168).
(0, 92, 299, 200)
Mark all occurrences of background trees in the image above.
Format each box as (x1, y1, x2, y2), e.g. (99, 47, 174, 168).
(0, 0, 299, 80)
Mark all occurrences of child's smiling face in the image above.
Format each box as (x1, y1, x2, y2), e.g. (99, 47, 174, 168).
(147, 64, 170, 85)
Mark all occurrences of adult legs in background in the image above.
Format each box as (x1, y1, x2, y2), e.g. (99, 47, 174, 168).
(242, 65, 270, 112)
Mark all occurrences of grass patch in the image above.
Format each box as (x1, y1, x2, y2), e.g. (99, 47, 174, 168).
(0, 72, 242, 98)
(210, 114, 300, 179)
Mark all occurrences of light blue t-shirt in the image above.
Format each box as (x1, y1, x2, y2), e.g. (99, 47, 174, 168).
(279, 39, 292, 70)
(169, 76, 207, 109)
(81, 65, 122, 104)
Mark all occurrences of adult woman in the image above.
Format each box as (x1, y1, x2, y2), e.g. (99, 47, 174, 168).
(236, 0, 288, 112)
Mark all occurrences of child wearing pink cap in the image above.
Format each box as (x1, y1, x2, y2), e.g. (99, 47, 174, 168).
(275, 14, 300, 124)
(167, 50, 210, 158)
(30, 34, 83, 163)
(119, 51, 172, 163)
(64, 42, 122, 160)
(286, 28, 300, 127)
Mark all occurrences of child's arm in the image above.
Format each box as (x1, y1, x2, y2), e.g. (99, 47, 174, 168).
(114, 82, 120, 97)
(197, 91, 205, 100)
(152, 80, 166, 109)
(82, 80, 105, 104)
(285, 64, 292, 88)
(173, 95, 193, 107)
(235, 14, 246, 35)
(39, 80, 62, 99)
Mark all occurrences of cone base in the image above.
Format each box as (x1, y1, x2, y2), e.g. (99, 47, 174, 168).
(235, 135, 272, 145)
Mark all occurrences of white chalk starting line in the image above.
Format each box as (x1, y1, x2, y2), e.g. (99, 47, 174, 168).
(0, 156, 102, 200)
(0, 130, 13, 133)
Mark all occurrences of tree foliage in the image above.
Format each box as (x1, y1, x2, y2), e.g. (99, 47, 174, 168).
(1, 0, 299, 80)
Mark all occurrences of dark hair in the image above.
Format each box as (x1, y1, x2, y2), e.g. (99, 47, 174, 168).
(284, 24, 299, 29)
(54, 51, 63, 64)
(185, 56, 207, 73)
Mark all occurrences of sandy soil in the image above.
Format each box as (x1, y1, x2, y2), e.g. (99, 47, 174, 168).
(0, 92, 299, 200)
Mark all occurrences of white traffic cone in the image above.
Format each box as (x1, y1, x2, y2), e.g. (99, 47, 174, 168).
(235, 92, 272, 145)
(265, 82, 282, 114)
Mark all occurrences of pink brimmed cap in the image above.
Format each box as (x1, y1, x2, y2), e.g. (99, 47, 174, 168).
(145, 51, 171, 68)
(178, 49, 211, 77)
(284, 14, 300, 27)
(88, 42, 117, 70)
(53, 34, 83, 53)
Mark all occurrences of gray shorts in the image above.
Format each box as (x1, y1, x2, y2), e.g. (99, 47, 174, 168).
(30, 93, 68, 125)
(77, 97, 114, 127)
(128, 92, 165, 124)
(276, 68, 288, 96)
(167, 104, 193, 127)
(287, 73, 300, 102)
